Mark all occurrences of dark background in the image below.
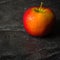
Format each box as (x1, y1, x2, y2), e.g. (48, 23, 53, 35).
(0, 0, 60, 60)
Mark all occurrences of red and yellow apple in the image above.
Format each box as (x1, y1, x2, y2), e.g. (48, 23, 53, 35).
(23, 2, 55, 37)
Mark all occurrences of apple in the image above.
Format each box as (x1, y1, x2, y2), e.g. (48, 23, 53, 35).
(23, 2, 56, 37)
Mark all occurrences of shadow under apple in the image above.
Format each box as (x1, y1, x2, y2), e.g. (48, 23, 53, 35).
(42, 19, 60, 38)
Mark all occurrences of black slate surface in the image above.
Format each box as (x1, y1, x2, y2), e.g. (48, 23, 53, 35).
(0, 0, 60, 60)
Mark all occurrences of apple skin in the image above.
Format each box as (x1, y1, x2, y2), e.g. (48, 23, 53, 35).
(23, 6, 56, 37)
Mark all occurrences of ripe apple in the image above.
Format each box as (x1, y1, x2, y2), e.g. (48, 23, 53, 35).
(23, 2, 56, 37)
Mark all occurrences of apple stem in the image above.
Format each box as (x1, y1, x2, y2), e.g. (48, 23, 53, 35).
(40, 2, 43, 7)
(39, 2, 43, 11)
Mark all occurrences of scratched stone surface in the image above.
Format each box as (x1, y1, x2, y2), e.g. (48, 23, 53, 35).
(0, 0, 60, 60)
